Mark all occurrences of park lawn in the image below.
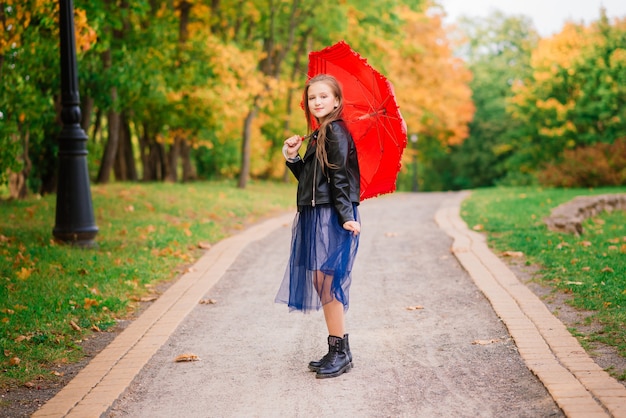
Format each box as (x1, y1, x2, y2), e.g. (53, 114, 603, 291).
(0, 180, 295, 388)
(461, 186, 626, 380)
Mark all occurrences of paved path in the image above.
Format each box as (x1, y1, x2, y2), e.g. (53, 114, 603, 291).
(32, 192, 626, 417)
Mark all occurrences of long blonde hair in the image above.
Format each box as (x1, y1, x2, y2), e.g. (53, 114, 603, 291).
(303, 74, 345, 169)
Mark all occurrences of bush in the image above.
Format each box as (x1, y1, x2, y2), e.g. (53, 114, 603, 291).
(538, 138, 626, 187)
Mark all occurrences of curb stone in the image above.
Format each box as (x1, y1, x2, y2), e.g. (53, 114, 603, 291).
(31, 213, 294, 418)
(435, 191, 626, 418)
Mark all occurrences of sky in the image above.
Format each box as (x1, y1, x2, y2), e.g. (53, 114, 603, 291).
(438, 0, 626, 37)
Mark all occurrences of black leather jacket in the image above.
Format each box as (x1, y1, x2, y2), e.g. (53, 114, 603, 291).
(286, 120, 360, 224)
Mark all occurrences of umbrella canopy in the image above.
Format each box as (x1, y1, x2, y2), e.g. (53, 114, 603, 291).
(307, 41, 408, 200)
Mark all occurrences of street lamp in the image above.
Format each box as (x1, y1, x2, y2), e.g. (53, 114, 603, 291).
(410, 133, 419, 192)
(53, 0, 98, 246)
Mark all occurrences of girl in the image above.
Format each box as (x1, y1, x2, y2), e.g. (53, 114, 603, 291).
(275, 74, 361, 379)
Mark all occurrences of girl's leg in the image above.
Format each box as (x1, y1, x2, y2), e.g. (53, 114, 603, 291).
(322, 299, 345, 336)
(313, 270, 345, 336)
(310, 271, 351, 377)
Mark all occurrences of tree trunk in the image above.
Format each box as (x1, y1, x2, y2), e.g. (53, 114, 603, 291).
(180, 139, 197, 181)
(238, 105, 257, 189)
(113, 115, 127, 181)
(115, 113, 137, 181)
(97, 85, 120, 183)
(165, 138, 181, 182)
(157, 142, 167, 181)
(139, 122, 153, 181)
(91, 107, 102, 147)
(81, 96, 94, 133)
(7, 128, 31, 199)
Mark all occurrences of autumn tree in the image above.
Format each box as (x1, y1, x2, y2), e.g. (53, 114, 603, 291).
(0, 1, 96, 198)
(380, 2, 475, 191)
(508, 10, 626, 178)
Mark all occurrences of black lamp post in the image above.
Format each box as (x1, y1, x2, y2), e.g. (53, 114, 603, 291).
(53, 0, 98, 246)
(410, 133, 419, 192)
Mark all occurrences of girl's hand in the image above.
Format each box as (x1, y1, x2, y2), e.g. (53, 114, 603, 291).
(283, 135, 303, 159)
(343, 221, 361, 236)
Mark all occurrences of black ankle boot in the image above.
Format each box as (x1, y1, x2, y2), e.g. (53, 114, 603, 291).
(315, 335, 351, 379)
(308, 334, 352, 372)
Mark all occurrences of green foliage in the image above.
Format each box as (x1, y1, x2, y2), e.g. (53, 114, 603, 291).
(435, 11, 538, 190)
(0, 180, 294, 386)
(462, 186, 626, 360)
(0, 1, 60, 192)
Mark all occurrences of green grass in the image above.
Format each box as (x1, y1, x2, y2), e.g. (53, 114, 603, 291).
(461, 186, 626, 368)
(0, 180, 295, 387)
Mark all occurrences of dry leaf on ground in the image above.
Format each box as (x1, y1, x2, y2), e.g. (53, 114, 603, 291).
(502, 251, 523, 257)
(472, 339, 501, 345)
(406, 305, 424, 310)
(199, 299, 217, 305)
(174, 353, 200, 362)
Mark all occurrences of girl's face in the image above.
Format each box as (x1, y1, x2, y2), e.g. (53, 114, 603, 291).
(307, 81, 339, 120)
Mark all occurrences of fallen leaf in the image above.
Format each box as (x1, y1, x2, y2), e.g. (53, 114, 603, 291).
(198, 242, 212, 250)
(139, 296, 158, 302)
(69, 320, 81, 331)
(83, 298, 99, 310)
(199, 299, 217, 305)
(608, 245, 618, 251)
(601, 266, 614, 273)
(23, 381, 35, 388)
(502, 251, 523, 257)
(51, 371, 63, 377)
(405, 305, 424, 310)
(472, 224, 484, 231)
(9, 357, 21, 366)
(565, 281, 583, 285)
(174, 353, 200, 362)
(14, 335, 28, 342)
(16, 267, 32, 281)
(91, 325, 101, 332)
(579, 241, 592, 247)
(472, 339, 500, 345)
(581, 266, 591, 271)
(556, 242, 570, 249)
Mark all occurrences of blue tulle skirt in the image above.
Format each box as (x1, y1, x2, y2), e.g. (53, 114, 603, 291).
(275, 204, 360, 313)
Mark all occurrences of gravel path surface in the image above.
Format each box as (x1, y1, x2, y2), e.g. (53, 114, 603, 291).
(106, 192, 562, 418)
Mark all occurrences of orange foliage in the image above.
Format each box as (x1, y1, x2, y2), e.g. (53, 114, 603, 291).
(386, 3, 474, 146)
(1, 1, 96, 55)
(538, 138, 626, 187)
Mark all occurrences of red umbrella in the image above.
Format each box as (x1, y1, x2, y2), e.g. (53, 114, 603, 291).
(307, 41, 408, 200)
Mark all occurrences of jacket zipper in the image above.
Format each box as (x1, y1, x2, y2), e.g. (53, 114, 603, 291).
(312, 156, 317, 207)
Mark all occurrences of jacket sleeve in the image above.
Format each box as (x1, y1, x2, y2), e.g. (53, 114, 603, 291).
(326, 122, 355, 224)
(286, 158, 304, 180)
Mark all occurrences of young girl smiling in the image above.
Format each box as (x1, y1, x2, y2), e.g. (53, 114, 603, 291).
(275, 74, 361, 379)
